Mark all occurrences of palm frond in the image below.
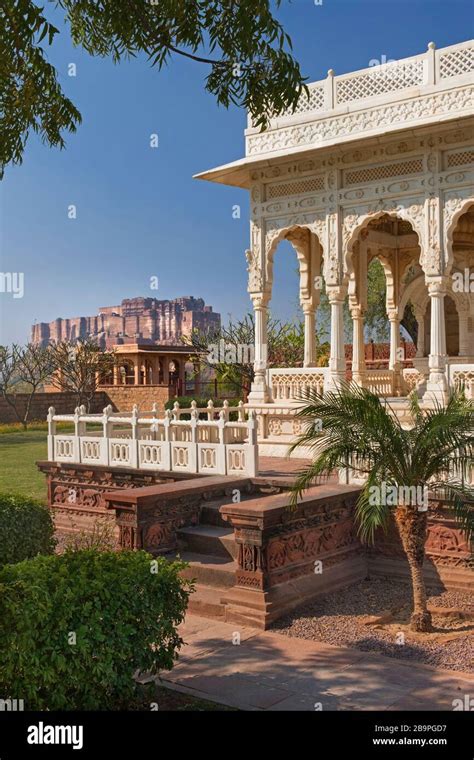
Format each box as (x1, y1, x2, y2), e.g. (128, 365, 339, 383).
(429, 480, 474, 542)
(355, 468, 392, 545)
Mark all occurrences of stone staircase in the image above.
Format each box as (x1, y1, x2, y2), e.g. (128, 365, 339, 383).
(174, 502, 239, 619)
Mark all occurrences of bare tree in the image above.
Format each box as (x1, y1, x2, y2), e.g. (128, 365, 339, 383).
(49, 339, 115, 411)
(184, 313, 326, 400)
(0, 343, 54, 429)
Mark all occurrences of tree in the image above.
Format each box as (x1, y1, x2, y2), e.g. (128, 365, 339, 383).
(49, 339, 115, 410)
(185, 313, 328, 399)
(364, 259, 418, 344)
(0, 343, 54, 428)
(1, 0, 307, 175)
(289, 386, 473, 632)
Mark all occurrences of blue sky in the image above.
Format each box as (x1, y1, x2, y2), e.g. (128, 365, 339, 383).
(1, 0, 472, 344)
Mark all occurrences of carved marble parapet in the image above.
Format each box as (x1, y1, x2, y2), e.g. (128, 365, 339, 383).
(221, 484, 362, 590)
(37, 461, 174, 517)
(368, 498, 474, 572)
(37, 460, 207, 548)
(104, 475, 254, 555)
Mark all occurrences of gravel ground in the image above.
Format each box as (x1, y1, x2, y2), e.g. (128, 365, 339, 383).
(272, 579, 474, 673)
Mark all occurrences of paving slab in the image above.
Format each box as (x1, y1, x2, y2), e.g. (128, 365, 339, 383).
(160, 614, 474, 711)
(176, 620, 259, 662)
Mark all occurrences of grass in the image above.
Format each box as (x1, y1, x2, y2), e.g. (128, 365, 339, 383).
(0, 429, 49, 503)
(0, 423, 105, 503)
(0, 421, 94, 434)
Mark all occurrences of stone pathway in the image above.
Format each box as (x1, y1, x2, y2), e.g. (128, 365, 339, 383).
(159, 614, 474, 711)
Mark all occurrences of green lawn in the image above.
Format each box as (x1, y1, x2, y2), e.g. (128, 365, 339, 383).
(0, 430, 49, 502)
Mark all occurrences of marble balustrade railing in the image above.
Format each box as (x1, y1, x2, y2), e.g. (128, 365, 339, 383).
(47, 403, 258, 477)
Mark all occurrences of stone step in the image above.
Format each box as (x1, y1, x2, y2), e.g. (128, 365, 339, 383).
(200, 502, 228, 527)
(186, 584, 226, 619)
(178, 552, 237, 588)
(178, 524, 238, 560)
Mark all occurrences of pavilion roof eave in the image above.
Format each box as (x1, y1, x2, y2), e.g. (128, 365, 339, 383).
(193, 148, 326, 189)
(193, 112, 473, 189)
(193, 156, 254, 189)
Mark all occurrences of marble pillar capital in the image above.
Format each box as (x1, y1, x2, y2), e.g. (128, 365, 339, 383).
(426, 275, 450, 296)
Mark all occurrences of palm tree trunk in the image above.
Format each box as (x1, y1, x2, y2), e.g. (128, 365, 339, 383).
(394, 505, 432, 632)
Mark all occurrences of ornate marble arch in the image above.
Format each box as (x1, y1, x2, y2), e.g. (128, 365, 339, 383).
(377, 255, 396, 313)
(398, 275, 429, 320)
(262, 213, 327, 293)
(398, 271, 471, 320)
(443, 191, 474, 276)
(342, 199, 426, 285)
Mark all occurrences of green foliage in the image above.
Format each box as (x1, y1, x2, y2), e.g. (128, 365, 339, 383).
(290, 386, 474, 542)
(364, 258, 417, 343)
(61, 519, 116, 552)
(1, 0, 82, 176)
(1, 0, 306, 173)
(0, 492, 55, 566)
(365, 259, 389, 342)
(0, 550, 192, 709)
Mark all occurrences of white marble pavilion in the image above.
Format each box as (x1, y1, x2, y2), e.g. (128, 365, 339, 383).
(196, 40, 474, 454)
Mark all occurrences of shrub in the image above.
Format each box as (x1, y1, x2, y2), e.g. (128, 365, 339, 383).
(0, 493, 55, 566)
(61, 518, 116, 552)
(0, 550, 192, 710)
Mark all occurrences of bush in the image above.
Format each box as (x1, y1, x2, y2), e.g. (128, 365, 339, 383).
(61, 518, 116, 552)
(0, 493, 55, 566)
(0, 550, 192, 710)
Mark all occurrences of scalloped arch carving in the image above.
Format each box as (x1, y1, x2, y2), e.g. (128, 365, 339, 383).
(443, 194, 474, 276)
(264, 216, 326, 290)
(342, 202, 425, 284)
(398, 271, 470, 320)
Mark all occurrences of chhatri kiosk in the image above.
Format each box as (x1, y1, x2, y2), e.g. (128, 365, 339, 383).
(196, 40, 474, 455)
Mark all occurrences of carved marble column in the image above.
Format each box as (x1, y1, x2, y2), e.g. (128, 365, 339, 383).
(425, 277, 449, 402)
(350, 305, 366, 386)
(327, 287, 346, 389)
(248, 294, 270, 403)
(458, 310, 470, 356)
(388, 308, 401, 395)
(414, 308, 425, 358)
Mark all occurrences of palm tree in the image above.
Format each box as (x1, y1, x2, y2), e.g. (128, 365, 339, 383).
(289, 385, 473, 632)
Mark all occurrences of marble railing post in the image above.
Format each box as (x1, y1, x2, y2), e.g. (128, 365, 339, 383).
(350, 306, 366, 386)
(248, 294, 270, 403)
(425, 277, 449, 402)
(327, 288, 346, 389)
